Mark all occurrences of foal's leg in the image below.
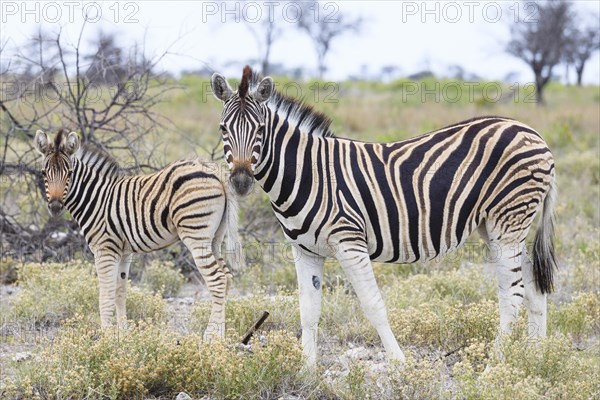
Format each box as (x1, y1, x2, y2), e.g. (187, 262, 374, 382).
(212, 233, 232, 295)
(181, 236, 229, 340)
(94, 250, 120, 329)
(115, 254, 133, 330)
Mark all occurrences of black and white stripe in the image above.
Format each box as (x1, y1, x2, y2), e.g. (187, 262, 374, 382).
(211, 66, 558, 366)
(35, 130, 243, 338)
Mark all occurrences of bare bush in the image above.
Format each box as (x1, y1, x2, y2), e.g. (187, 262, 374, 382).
(0, 23, 177, 265)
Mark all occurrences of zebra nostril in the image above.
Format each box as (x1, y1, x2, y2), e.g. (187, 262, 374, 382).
(48, 200, 64, 215)
(230, 169, 254, 197)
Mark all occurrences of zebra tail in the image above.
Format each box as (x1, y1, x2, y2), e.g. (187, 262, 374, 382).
(225, 184, 245, 273)
(532, 177, 558, 294)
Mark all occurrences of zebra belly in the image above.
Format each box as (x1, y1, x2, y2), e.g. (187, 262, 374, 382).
(354, 186, 483, 264)
(127, 233, 179, 253)
(367, 232, 473, 264)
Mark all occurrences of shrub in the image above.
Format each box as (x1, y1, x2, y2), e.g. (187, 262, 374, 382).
(0, 257, 19, 284)
(5, 261, 166, 325)
(387, 357, 450, 400)
(1, 317, 305, 399)
(550, 292, 600, 340)
(382, 263, 496, 307)
(140, 260, 185, 298)
(388, 299, 499, 350)
(320, 285, 378, 345)
(191, 289, 299, 338)
(454, 334, 600, 400)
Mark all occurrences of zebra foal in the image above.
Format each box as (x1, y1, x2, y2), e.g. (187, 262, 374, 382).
(210, 66, 558, 367)
(34, 129, 243, 339)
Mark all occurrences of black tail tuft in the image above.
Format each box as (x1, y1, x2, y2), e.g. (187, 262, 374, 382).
(532, 180, 558, 294)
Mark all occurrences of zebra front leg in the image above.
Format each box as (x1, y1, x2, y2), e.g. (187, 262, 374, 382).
(94, 251, 120, 330)
(115, 254, 133, 330)
(292, 245, 325, 369)
(336, 245, 405, 364)
(522, 248, 547, 337)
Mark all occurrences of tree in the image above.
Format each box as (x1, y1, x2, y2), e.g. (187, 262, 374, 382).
(0, 24, 176, 263)
(84, 32, 127, 85)
(506, 0, 574, 104)
(564, 22, 600, 86)
(295, 1, 362, 79)
(242, 1, 285, 76)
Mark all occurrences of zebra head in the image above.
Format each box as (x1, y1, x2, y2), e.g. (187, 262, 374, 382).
(211, 65, 274, 197)
(34, 129, 80, 216)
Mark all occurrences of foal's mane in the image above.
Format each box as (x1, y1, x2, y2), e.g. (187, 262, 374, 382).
(76, 144, 121, 177)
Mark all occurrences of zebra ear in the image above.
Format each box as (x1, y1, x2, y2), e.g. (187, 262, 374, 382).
(34, 130, 49, 155)
(211, 73, 234, 102)
(65, 132, 80, 156)
(255, 77, 274, 103)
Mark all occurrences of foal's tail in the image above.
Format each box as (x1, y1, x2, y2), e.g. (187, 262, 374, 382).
(224, 183, 245, 273)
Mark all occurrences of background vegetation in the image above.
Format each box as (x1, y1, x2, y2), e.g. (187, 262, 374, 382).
(0, 74, 598, 399)
(1, 0, 598, 397)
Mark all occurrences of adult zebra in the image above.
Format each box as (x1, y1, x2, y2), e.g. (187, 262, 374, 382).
(210, 66, 558, 367)
(34, 130, 243, 339)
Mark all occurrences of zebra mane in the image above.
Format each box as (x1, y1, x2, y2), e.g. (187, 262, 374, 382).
(76, 144, 121, 177)
(246, 68, 335, 138)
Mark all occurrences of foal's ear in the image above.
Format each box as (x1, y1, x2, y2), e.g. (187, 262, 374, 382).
(255, 77, 274, 104)
(211, 73, 234, 102)
(65, 132, 80, 156)
(34, 130, 50, 155)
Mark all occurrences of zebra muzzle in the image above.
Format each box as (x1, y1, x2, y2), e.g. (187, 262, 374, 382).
(48, 199, 64, 216)
(230, 168, 254, 197)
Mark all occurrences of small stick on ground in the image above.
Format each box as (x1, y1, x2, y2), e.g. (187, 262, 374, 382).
(443, 344, 467, 358)
(241, 311, 270, 345)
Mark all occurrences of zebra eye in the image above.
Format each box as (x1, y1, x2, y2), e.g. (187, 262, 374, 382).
(219, 124, 227, 133)
(41, 170, 47, 177)
(257, 125, 265, 134)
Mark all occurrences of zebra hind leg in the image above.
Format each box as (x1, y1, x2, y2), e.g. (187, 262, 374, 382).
(335, 244, 406, 364)
(182, 238, 228, 341)
(482, 239, 526, 365)
(492, 241, 525, 336)
(212, 238, 233, 295)
(522, 247, 547, 337)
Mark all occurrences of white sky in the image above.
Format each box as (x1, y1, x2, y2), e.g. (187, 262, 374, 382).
(1, 1, 599, 83)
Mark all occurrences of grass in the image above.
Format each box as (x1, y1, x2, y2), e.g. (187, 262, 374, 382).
(1, 261, 166, 327)
(140, 260, 186, 298)
(1, 318, 305, 399)
(1, 78, 599, 399)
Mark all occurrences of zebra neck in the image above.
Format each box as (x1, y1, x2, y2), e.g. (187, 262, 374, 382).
(64, 158, 118, 239)
(254, 109, 321, 201)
